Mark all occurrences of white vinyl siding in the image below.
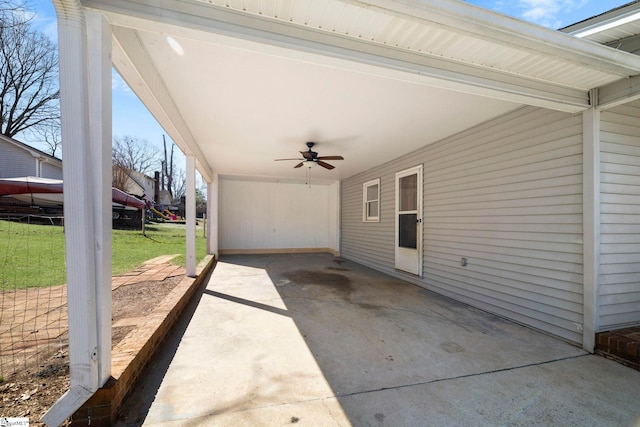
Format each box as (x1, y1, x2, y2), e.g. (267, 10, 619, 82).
(42, 161, 63, 179)
(219, 177, 339, 252)
(599, 100, 640, 331)
(0, 138, 62, 179)
(342, 106, 584, 344)
(0, 141, 38, 178)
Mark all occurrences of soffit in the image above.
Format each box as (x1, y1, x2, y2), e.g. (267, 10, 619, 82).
(81, 0, 640, 180)
(189, 0, 639, 89)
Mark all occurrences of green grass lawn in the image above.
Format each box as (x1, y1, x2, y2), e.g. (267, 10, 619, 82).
(0, 220, 208, 290)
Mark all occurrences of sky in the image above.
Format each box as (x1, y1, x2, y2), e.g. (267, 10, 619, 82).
(27, 0, 181, 167)
(465, 0, 632, 29)
(23, 0, 635, 162)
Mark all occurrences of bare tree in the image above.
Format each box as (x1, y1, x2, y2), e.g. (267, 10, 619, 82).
(171, 169, 186, 202)
(0, 1, 29, 30)
(0, 6, 59, 138)
(30, 118, 61, 157)
(163, 134, 174, 198)
(112, 135, 160, 175)
(162, 134, 188, 202)
(112, 135, 160, 191)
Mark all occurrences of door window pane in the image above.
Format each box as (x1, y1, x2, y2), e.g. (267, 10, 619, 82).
(398, 213, 417, 248)
(400, 174, 417, 211)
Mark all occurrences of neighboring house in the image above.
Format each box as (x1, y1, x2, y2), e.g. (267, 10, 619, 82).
(0, 135, 63, 211)
(0, 134, 62, 179)
(113, 165, 157, 201)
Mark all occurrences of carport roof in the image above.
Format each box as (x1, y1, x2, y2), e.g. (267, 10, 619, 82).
(72, 0, 640, 182)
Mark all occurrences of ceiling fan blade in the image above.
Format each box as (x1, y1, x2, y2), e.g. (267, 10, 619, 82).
(275, 158, 303, 161)
(294, 162, 304, 168)
(300, 151, 313, 160)
(317, 160, 335, 170)
(317, 155, 344, 160)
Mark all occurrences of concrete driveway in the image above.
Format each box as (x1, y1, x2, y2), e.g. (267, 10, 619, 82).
(117, 254, 640, 426)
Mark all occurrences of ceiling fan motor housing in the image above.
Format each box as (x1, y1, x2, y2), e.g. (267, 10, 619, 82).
(274, 141, 343, 170)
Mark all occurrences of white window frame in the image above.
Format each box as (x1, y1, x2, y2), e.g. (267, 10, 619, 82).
(363, 178, 381, 222)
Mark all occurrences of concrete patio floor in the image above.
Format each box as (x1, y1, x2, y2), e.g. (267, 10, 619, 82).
(116, 254, 640, 426)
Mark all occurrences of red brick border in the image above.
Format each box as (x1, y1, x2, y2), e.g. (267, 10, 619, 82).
(69, 256, 216, 427)
(595, 327, 640, 371)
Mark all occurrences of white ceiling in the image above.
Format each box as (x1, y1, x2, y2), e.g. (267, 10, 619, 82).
(85, 0, 640, 183)
(138, 29, 519, 180)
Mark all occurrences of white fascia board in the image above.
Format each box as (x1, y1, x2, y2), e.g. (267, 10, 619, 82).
(88, 0, 589, 112)
(562, 2, 640, 39)
(84, 0, 640, 79)
(356, 0, 640, 76)
(573, 11, 640, 39)
(111, 26, 213, 182)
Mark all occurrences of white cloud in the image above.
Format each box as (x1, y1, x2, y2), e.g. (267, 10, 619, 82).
(23, 1, 59, 43)
(517, 0, 588, 27)
(112, 71, 133, 95)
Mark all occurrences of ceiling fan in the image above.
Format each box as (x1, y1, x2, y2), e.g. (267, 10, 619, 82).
(275, 142, 344, 170)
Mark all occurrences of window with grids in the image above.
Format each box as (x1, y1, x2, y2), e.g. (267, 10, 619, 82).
(363, 179, 380, 222)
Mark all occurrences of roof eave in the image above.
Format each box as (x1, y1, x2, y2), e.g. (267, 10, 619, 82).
(354, 0, 640, 77)
(560, 1, 640, 38)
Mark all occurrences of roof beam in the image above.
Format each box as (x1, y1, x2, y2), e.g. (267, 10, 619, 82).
(111, 25, 213, 182)
(598, 74, 640, 110)
(86, 0, 591, 112)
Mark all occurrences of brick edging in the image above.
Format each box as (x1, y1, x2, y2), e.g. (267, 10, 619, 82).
(69, 256, 216, 426)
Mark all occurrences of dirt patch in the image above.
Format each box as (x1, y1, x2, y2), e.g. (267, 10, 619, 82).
(0, 274, 182, 423)
(112, 276, 183, 321)
(0, 349, 70, 421)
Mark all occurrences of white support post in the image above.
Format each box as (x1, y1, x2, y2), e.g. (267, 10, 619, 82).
(86, 10, 112, 384)
(207, 174, 219, 258)
(43, 4, 112, 426)
(334, 180, 341, 256)
(186, 155, 197, 277)
(583, 89, 601, 353)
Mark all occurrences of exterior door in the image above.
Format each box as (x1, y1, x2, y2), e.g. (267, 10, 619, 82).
(395, 165, 422, 275)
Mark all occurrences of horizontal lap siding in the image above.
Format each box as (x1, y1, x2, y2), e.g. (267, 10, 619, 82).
(42, 162, 62, 179)
(220, 178, 332, 250)
(599, 101, 640, 330)
(342, 160, 398, 272)
(342, 107, 584, 343)
(0, 143, 36, 178)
